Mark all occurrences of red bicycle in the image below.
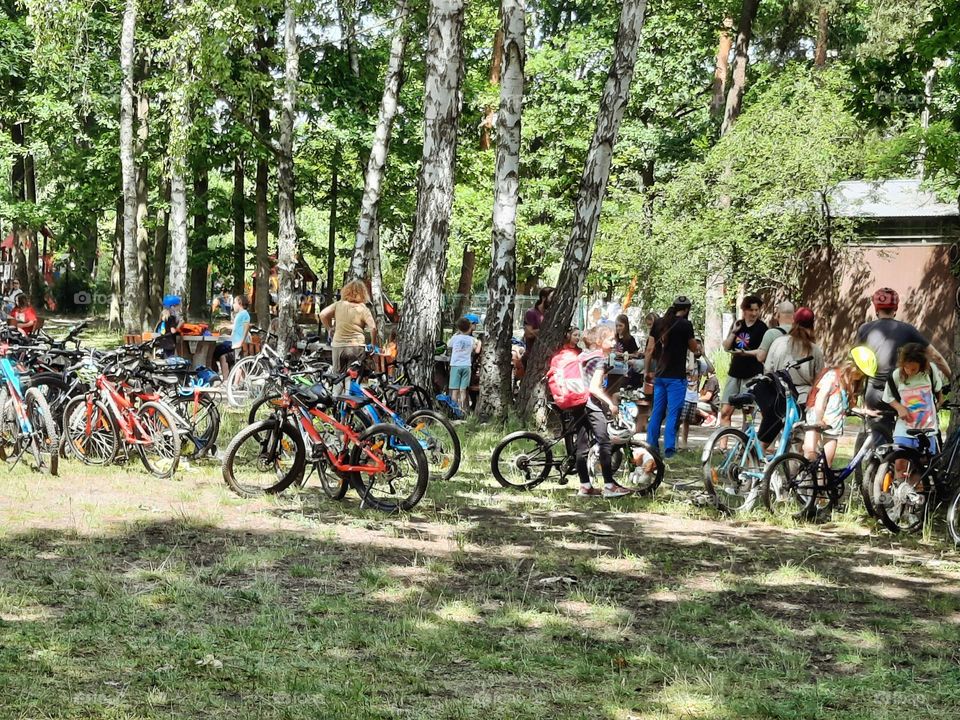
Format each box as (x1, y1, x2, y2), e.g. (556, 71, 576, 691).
(61, 352, 182, 477)
(222, 369, 428, 512)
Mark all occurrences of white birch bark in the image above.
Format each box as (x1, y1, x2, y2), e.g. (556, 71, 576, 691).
(518, 0, 648, 418)
(120, 0, 141, 334)
(477, 0, 525, 421)
(396, 0, 466, 389)
(276, 0, 300, 355)
(348, 0, 410, 284)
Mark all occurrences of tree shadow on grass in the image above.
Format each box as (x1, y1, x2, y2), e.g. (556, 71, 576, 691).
(3, 490, 960, 720)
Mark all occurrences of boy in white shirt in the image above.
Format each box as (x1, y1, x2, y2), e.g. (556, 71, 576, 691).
(447, 317, 481, 412)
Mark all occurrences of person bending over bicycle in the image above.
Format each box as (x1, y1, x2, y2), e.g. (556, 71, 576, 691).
(804, 347, 876, 466)
(576, 325, 634, 499)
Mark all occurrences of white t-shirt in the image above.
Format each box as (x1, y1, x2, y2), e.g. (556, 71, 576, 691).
(448, 333, 476, 367)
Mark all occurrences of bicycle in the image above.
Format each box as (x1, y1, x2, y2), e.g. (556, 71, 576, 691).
(224, 326, 283, 406)
(0, 347, 59, 475)
(222, 368, 429, 512)
(491, 401, 664, 495)
(761, 408, 892, 521)
(61, 351, 182, 477)
(873, 405, 960, 534)
(701, 357, 813, 513)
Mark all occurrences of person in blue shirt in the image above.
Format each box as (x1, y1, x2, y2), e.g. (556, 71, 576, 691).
(214, 294, 251, 376)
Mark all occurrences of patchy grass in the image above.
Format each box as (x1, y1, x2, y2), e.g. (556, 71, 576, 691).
(1, 418, 959, 719)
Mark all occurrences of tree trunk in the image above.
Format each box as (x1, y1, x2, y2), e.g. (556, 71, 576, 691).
(480, 28, 505, 150)
(255, 109, 271, 326)
(337, 0, 360, 78)
(326, 145, 339, 306)
(396, 0, 467, 388)
(276, 0, 300, 354)
(452, 246, 476, 320)
(110, 197, 124, 330)
(709, 17, 734, 116)
(814, 4, 828, 67)
(10, 124, 28, 289)
(120, 0, 141, 334)
(152, 176, 171, 322)
(24, 152, 39, 302)
(348, 0, 410, 287)
(233, 154, 246, 295)
(517, 0, 648, 419)
(136, 83, 150, 329)
(707, 0, 760, 354)
(167, 82, 190, 300)
(189, 164, 209, 318)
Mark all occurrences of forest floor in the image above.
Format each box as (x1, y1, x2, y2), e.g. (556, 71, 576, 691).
(2, 413, 960, 719)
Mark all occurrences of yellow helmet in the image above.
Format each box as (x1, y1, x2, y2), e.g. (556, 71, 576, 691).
(850, 345, 878, 378)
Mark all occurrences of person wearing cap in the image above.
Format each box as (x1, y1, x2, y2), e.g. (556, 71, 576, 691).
(643, 295, 699, 458)
(757, 300, 795, 364)
(156, 295, 184, 358)
(856, 287, 950, 432)
(719, 294, 768, 429)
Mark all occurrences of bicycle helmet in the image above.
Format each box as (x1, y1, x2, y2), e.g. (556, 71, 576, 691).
(75, 360, 99, 385)
(850, 345, 878, 378)
(871, 287, 899, 311)
(162, 294, 182, 308)
(607, 419, 635, 445)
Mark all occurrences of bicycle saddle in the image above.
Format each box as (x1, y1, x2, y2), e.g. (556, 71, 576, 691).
(906, 428, 937, 437)
(333, 394, 373, 409)
(728, 392, 754, 408)
(292, 384, 332, 407)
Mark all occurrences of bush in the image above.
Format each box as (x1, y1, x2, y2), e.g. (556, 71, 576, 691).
(51, 272, 94, 313)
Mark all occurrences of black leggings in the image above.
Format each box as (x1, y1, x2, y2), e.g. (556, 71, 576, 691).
(574, 405, 614, 486)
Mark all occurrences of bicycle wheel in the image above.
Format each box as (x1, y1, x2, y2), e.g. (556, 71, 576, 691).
(701, 428, 763, 513)
(306, 406, 370, 497)
(406, 409, 461, 481)
(349, 423, 428, 512)
(248, 392, 282, 425)
(855, 426, 891, 518)
(136, 401, 182, 478)
(222, 419, 305, 497)
(490, 431, 553, 490)
(28, 373, 72, 431)
(62, 396, 118, 466)
(873, 450, 928, 534)
(761, 452, 817, 521)
(616, 439, 664, 496)
(226, 356, 269, 407)
(946, 487, 960, 544)
(0, 389, 16, 461)
(169, 394, 221, 459)
(24, 387, 59, 476)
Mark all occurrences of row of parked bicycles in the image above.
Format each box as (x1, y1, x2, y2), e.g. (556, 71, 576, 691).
(0, 322, 460, 514)
(491, 354, 960, 544)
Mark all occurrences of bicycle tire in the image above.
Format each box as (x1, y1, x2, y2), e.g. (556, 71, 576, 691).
(62, 396, 119, 466)
(226, 356, 269, 407)
(491, 431, 553, 490)
(24, 387, 59, 476)
(946, 486, 960, 544)
(348, 423, 429, 512)
(761, 452, 817, 521)
(136, 401, 182, 478)
(617, 439, 664, 496)
(169, 394, 221, 459)
(27, 373, 72, 431)
(313, 405, 371, 497)
(222, 419, 306, 497)
(406, 409, 461, 480)
(701, 427, 762, 513)
(873, 449, 929, 534)
(855, 426, 892, 518)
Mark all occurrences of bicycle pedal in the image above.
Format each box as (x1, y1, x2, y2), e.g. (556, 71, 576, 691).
(877, 492, 893, 508)
(557, 476, 569, 486)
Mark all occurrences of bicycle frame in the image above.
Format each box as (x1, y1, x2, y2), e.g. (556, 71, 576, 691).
(1, 357, 31, 434)
(92, 375, 155, 445)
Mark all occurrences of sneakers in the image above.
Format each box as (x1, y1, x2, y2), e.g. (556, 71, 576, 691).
(702, 415, 719, 428)
(603, 483, 634, 498)
(577, 486, 602, 497)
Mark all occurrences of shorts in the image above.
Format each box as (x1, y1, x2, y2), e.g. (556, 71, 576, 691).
(697, 401, 716, 416)
(449, 365, 471, 390)
(805, 408, 843, 438)
(894, 434, 939, 454)
(213, 341, 236, 366)
(332, 345, 365, 373)
(679, 400, 698, 424)
(721, 376, 757, 405)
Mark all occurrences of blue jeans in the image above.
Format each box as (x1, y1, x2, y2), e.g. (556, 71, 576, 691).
(646, 377, 686, 456)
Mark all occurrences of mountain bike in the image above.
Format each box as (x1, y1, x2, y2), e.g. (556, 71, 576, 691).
(223, 370, 429, 512)
(491, 401, 664, 494)
(0, 350, 59, 475)
(225, 326, 282, 406)
(760, 408, 892, 521)
(701, 357, 812, 512)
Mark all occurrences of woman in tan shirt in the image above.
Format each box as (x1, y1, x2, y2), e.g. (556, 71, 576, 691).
(320, 280, 378, 372)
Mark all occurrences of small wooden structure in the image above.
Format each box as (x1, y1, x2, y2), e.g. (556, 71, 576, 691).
(250, 254, 320, 321)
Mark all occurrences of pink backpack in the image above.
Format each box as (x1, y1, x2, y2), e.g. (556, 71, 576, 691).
(547, 349, 603, 410)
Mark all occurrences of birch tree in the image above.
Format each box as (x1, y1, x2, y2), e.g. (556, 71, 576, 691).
(396, 0, 466, 388)
(347, 0, 410, 315)
(477, 0, 524, 421)
(276, 0, 300, 354)
(120, 0, 141, 334)
(166, 12, 191, 302)
(517, 0, 649, 419)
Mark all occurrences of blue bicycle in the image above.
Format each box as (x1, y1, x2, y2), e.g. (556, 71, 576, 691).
(0, 348, 60, 475)
(701, 357, 813, 513)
